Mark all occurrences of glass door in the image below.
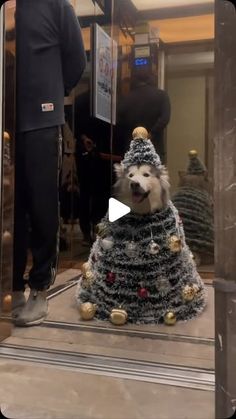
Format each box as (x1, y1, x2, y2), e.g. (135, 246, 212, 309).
(58, 0, 115, 272)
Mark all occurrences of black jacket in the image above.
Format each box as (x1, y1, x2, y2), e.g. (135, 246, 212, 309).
(16, 0, 86, 132)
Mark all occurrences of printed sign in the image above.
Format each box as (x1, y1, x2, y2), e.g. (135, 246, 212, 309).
(92, 23, 117, 124)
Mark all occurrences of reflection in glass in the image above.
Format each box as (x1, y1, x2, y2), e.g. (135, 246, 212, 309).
(0, 1, 16, 338)
(59, 1, 114, 268)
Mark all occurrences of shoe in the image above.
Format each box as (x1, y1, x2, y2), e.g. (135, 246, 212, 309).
(12, 291, 27, 318)
(13, 289, 48, 327)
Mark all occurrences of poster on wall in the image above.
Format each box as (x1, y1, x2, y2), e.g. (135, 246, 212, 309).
(92, 23, 117, 125)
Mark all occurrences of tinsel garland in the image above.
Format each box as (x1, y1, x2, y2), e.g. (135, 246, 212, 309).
(173, 186, 214, 256)
(76, 201, 207, 324)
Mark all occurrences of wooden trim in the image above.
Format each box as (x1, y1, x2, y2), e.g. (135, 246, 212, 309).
(165, 39, 214, 53)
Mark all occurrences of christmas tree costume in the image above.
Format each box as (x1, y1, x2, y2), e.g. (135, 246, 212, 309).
(172, 150, 214, 266)
(76, 128, 206, 325)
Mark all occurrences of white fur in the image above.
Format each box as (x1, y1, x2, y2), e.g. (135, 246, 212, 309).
(114, 164, 170, 215)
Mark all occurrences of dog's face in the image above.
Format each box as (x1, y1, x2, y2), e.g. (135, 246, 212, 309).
(114, 163, 170, 214)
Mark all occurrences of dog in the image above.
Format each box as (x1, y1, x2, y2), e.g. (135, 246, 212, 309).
(114, 163, 170, 214)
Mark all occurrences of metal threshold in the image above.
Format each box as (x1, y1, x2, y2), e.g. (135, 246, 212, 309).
(0, 343, 215, 392)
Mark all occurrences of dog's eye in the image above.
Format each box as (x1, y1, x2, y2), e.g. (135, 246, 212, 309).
(143, 173, 150, 177)
(129, 173, 134, 178)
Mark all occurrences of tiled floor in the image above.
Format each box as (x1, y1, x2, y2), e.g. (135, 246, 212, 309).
(0, 269, 215, 419)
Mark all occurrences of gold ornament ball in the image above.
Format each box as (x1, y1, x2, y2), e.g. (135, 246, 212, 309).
(182, 285, 195, 302)
(164, 311, 177, 326)
(4, 131, 10, 142)
(2, 230, 12, 245)
(169, 235, 182, 253)
(3, 294, 12, 312)
(110, 308, 128, 326)
(83, 271, 94, 287)
(81, 262, 90, 275)
(189, 149, 198, 157)
(132, 127, 149, 141)
(79, 302, 97, 320)
(85, 270, 94, 280)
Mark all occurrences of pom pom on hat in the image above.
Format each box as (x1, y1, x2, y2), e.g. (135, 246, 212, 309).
(122, 127, 162, 170)
(132, 127, 149, 140)
(187, 150, 206, 175)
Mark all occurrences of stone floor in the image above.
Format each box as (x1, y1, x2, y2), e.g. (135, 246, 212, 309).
(0, 359, 214, 419)
(0, 269, 215, 419)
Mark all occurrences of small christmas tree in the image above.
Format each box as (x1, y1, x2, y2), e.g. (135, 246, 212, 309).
(172, 150, 214, 266)
(76, 129, 206, 326)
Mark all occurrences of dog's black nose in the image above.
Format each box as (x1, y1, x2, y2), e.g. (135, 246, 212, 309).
(131, 182, 140, 191)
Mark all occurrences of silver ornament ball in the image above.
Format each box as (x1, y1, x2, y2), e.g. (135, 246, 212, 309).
(101, 236, 114, 250)
(125, 241, 137, 257)
(148, 240, 160, 255)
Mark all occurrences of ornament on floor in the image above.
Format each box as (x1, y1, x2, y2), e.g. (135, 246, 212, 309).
(79, 302, 97, 320)
(168, 235, 182, 253)
(148, 240, 160, 255)
(2, 294, 12, 312)
(164, 311, 177, 326)
(95, 222, 109, 238)
(110, 308, 128, 325)
(182, 285, 195, 302)
(2, 230, 12, 245)
(106, 272, 116, 284)
(138, 286, 149, 299)
(4, 131, 10, 142)
(101, 236, 114, 250)
(125, 240, 137, 257)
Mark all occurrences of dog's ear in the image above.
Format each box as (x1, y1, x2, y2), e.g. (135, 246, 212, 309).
(114, 163, 125, 178)
(159, 166, 170, 207)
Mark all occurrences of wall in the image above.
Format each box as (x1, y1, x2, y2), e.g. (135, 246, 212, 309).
(166, 75, 206, 192)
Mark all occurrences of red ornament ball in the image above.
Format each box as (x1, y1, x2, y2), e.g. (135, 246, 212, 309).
(138, 287, 149, 298)
(106, 272, 116, 284)
(92, 254, 97, 263)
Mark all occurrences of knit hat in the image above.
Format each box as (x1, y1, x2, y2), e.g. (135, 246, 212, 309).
(187, 150, 206, 175)
(122, 127, 162, 170)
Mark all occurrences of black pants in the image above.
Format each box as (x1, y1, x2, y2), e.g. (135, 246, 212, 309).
(13, 126, 61, 291)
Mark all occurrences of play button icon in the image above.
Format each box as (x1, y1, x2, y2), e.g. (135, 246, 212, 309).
(108, 198, 131, 222)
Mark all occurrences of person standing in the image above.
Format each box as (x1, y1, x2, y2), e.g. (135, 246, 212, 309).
(118, 71, 171, 163)
(13, 0, 86, 326)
